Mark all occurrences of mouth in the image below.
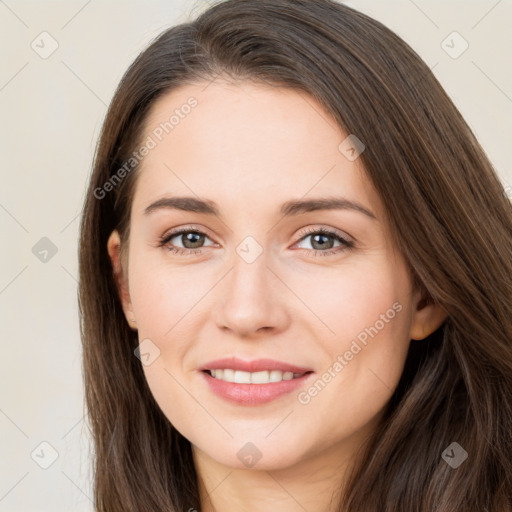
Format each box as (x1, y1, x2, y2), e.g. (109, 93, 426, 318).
(198, 357, 315, 405)
(200, 368, 315, 406)
(202, 368, 313, 384)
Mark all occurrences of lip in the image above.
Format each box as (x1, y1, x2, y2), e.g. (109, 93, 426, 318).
(199, 357, 313, 374)
(200, 370, 315, 406)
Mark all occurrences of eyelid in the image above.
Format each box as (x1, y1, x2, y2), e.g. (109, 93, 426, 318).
(294, 225, 354, 244)
(160, 224, 215, 243)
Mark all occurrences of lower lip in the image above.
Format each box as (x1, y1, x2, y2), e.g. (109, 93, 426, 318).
(200, 370, 314, 406)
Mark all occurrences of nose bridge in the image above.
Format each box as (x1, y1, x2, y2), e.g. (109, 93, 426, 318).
(229, 236, 272, 302)
(212, 233, 289, 336)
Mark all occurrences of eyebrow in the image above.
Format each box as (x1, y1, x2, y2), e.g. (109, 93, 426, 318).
(143, 196, 377, 220)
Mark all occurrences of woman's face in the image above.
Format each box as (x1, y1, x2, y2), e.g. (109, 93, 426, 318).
(108, 80, 445, 472)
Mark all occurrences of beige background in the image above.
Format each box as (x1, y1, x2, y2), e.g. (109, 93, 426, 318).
(1, 1, 511, 510)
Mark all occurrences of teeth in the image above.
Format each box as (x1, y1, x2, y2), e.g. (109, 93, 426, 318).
(209, 369, 303, 384)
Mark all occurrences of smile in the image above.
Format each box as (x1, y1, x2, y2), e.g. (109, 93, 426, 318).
(200, 369, 314, 406)
(205, 369, 307, 384)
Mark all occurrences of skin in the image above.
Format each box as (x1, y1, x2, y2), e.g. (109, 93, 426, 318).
(107, 79, 447, 512)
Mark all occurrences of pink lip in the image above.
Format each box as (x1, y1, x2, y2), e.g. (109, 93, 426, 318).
(199, 371, 314, 406)
(199, 357, 312, 374)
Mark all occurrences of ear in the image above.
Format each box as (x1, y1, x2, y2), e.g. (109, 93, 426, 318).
(409, 288, 448, 340)
(107, 230, 137, 330)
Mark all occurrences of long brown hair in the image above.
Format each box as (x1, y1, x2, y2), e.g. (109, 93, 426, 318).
(78, 1, 512, 510)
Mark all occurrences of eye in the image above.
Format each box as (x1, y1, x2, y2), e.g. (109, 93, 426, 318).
(293, 227, 354, 257)
(158, 227, 216, 255)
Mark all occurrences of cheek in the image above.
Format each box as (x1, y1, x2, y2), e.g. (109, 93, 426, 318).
(301, 309, 411, 450)
(293, 259, 413, 431)
(128, 253, 204, 341)
(127, 257, 206, 438)
(288, 255, 410, 344)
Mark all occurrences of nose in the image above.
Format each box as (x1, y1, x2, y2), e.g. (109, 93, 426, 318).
(212, 248, 291, 339)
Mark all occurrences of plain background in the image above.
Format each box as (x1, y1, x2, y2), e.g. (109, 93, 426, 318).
(1, 1, 511, 510)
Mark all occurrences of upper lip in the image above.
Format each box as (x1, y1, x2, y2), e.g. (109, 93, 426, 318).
(200, 357, 313, 374)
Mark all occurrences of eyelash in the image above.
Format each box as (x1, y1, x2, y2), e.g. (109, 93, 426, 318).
(158, 226, 354, 258)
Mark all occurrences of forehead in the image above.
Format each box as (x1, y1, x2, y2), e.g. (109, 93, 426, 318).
(133, 79, 384, 221)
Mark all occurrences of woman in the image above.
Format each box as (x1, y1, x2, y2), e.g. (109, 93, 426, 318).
(78, 0, 512, 510)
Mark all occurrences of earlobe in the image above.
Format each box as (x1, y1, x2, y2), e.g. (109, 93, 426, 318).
(409, 291, 448, 340)
(107, 230, 137, 330)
